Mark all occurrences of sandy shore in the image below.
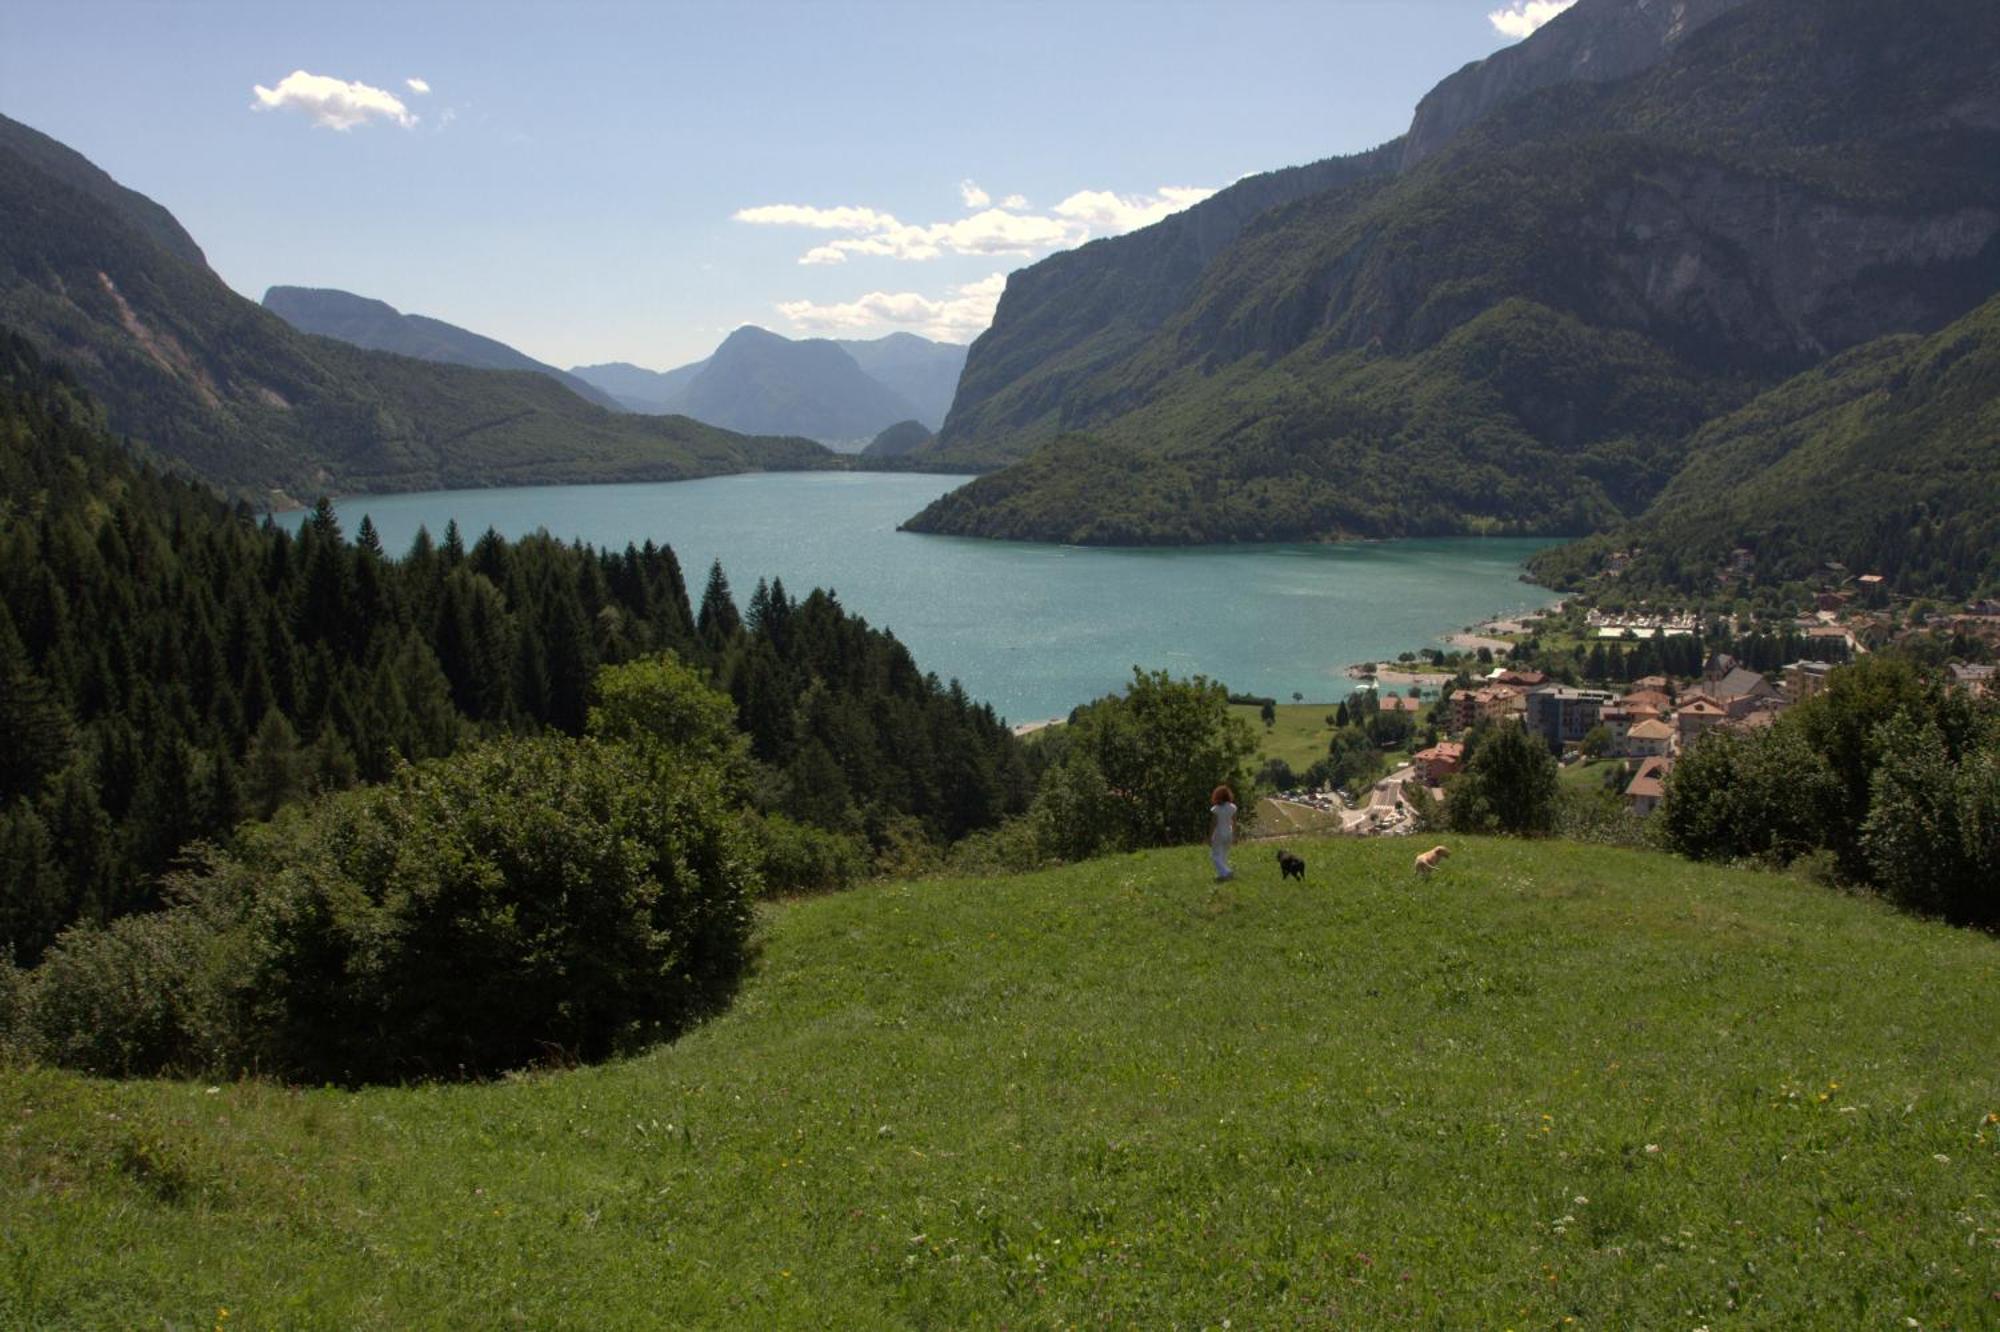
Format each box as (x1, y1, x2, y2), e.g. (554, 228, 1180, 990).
(1444, 632, 1514, 654)
(1344, 666, 1448, 688)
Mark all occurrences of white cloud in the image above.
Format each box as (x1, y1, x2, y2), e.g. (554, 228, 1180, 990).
(778, 273, 1007, 342)
(1051, 186, 1218, 233)
(1488, 0, 1577, 39)
(252, 70, 416, 130)
(738, 180, 1215, 266)
(733, 203, 900, 231)
(405, 77, 431, 95)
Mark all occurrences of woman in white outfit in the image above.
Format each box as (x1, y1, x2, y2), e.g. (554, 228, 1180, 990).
(1208, 784, 1237, 881)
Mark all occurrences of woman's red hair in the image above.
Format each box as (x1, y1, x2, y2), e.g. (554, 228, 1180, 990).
(1211, 785, 1234, 805)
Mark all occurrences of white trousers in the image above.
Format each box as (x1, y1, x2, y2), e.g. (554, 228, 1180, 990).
(1210, 836, 1233, 878)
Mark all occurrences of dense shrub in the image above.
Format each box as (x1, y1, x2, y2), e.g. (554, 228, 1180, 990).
(20, 906, 236, 1077)
(1659, 726, 1844, 866)
(1658, 656, 1999, 925)
(740, 811, 867, 897)
(1049, 669, 1260, 851)
(1554, 786, 1653, 849)
(221, 735, 755, 1083)
(944, 816, 1051, 877)
(1444, 722, 1558, 836)
(0, 956, 26, 1060)
(1861, 714, 2000, 922)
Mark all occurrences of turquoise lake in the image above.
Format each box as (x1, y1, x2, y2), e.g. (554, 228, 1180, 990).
(300, 472, 1562, 725)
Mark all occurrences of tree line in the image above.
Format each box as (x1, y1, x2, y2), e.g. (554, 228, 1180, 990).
(0, 330, 1027, 966)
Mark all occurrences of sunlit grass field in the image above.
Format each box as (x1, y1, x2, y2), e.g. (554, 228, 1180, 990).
(5, 836, 1997, 1327)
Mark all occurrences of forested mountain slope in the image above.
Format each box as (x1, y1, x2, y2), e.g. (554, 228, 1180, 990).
(0, 115, 832, 502)
(908, 0, 2000, 544)
(261, 286, 626, 412)
(1532, 292, 2000, 599)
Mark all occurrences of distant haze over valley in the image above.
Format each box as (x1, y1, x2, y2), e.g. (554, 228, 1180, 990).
(573, 328, 969, 449)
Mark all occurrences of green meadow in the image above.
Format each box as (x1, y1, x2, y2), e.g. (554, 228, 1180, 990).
(1232, 702, 1345, 773)
(5, 836, 1997, 1328)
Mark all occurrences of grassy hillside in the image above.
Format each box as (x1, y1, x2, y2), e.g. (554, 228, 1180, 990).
(6, 837, 1996, 1326)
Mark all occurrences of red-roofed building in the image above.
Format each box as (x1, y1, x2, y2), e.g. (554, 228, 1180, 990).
(1626, 756, 1673, 816)
(1413, 742, 1465, 786)
(1676, 698, 1727, 749)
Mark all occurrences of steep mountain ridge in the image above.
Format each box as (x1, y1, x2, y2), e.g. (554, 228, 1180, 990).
(932, 0, 1755, 465)
(908, 0, 2000, 544)
(0, 114, 831, 500)
(1401, 0, 1753, 167)
(262, 286, 625, 412)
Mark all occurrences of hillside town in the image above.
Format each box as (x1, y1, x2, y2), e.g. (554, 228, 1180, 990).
(1283, 579, 1999, 834)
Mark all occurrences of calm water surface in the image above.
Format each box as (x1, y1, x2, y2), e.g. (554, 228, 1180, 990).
(303, 473, 1561, 724)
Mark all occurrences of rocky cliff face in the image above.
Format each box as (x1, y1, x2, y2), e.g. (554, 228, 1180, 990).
(935, 142, 1402, 460)
(1580, 166, 2000, 364)
(1401, 0, 1752, 168)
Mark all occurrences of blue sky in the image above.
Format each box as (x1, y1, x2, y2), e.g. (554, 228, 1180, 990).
(1, 1, 1568, 369)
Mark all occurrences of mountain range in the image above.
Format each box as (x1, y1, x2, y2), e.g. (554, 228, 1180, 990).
(573, 329, 968, 445)
(903, 0, 2000, 575)
(261, 286, 626, 413)
(0, 114, 832, 503)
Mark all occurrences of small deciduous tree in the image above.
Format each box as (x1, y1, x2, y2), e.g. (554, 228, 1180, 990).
(1050, 668, 1259, 850)
(1444, 722, 1559, 836)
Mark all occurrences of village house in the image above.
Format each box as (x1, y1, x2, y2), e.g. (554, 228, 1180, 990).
(1950, 662, 1995, 697)
(1619, 687, 1673, 718)
(1675, 698, 1727, 749)
(1624, 717, 1675, 759)
(1625, 756, 1673, 816)
(1413, 741, 1465, 786)
(1721, 708, 1783, 736)
(1494, 668, 1548, 688)
(1597, 704, 1639, 746)
(1702, 665, 1784, 719)
(1449, 684, 1521, 733)
(1783, 660, 1835, 701)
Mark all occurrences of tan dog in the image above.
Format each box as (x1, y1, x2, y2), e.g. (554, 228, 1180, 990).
(1413, 845, 1451, 875)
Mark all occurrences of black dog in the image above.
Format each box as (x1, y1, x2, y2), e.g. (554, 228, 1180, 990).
(1276, 849, 1306, 881)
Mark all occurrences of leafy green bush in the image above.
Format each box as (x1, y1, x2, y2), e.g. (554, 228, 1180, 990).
(1443, 723, 1558, 836)
(223, 735, 754, 1083)
(1056, 669, 1260, 850)
(1861, 715, 2000, 923)
(0, 956, 26, 1061)
(20, 908, 235, 1077)
(740, 811, 867, 897)
(1659, 727, 1844, 867)
(944, 817, 1052, 877)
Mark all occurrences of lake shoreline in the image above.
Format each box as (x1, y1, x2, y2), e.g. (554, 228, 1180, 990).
(292, 473, 1564, 725)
